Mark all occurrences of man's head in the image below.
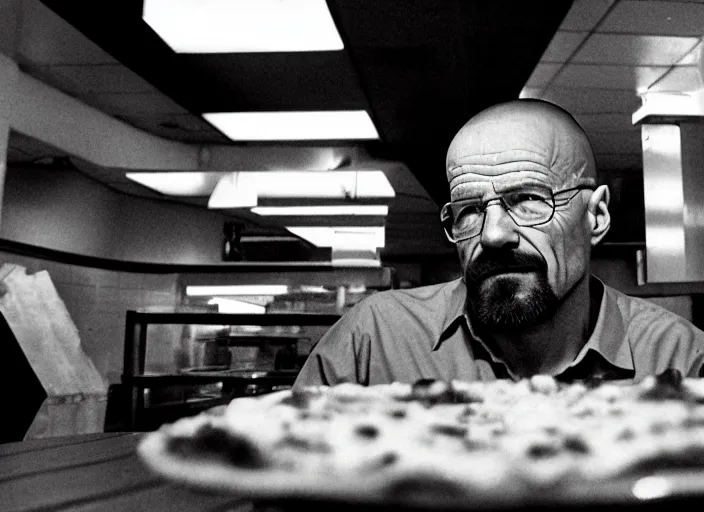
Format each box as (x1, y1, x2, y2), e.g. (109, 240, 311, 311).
(444, 99, 610, 331)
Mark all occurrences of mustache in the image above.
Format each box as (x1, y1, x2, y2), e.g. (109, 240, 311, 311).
(465, 250, 547, 284)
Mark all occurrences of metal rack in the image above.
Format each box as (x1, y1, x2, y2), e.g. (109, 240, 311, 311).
(119, 311, 340, 431)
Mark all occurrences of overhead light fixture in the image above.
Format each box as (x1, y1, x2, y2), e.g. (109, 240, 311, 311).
(286, 227, 385, 249)
(208, 170, 394, 209)
(126, 171, 222, 196)
(202, 111, 379, 141)
(143, 0, 343, 53)
(633, 90, 704, 124)
(251, 205, 389, 216)
(186, 285, 289, 296)
(207, 298, 266, 314)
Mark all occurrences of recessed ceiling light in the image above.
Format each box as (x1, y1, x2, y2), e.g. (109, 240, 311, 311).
(251, 206, 389, 216)
(143, 0, 343, 53)
(202, 111, 379, 141)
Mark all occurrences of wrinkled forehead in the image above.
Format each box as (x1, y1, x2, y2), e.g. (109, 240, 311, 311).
(446, 106, 595, 199)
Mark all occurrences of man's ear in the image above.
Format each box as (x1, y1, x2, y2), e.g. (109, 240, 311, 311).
(587, 184, 611, 246)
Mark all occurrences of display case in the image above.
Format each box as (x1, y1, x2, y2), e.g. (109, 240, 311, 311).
(116, 310, 340, 431)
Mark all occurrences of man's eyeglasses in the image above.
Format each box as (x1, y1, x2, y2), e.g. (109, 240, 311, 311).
(440, 185, 595, 243)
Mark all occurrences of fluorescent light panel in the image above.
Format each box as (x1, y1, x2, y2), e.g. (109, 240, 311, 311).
(286, 226, 385, 249)
(208, 170, 394, 208)
(143, 0, 343, 53)
(186, 285, 289, 296)
(203, 111, 379, 141)
(207, 298, 266, 314)
(251, 206, 388, 216)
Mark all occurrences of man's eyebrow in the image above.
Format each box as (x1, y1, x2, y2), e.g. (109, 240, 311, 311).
(491, 180, 549, 193)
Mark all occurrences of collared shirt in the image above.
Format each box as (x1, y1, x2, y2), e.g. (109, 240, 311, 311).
(294, 276, 704, 388)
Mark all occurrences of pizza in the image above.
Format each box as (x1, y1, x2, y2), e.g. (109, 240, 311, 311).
(138, 370, 704, 507)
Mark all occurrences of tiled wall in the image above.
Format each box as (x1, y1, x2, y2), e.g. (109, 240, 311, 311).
(0, 250, 180, 384)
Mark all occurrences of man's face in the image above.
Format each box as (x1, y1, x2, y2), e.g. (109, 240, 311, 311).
(445, 103, 597, 331)
(455, 176, 592, 331)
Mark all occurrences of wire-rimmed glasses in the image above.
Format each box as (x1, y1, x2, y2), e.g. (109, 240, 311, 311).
(440, 184, 595, 243)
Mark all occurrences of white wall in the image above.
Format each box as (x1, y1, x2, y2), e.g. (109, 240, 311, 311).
(1, 165, 229, 264)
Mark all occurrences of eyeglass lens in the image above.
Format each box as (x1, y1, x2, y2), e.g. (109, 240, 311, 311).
(448, 189, 555, 241)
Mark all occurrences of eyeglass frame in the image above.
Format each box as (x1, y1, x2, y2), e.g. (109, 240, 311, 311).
(440, 183, 596, 243)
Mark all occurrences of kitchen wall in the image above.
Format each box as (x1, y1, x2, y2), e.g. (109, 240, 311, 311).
(0, 250, 180, 384)
(1, 165, 228, 265)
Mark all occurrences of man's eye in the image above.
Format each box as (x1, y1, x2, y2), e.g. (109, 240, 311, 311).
(508, 192, 547, 204)
(455, 204, 483, 220)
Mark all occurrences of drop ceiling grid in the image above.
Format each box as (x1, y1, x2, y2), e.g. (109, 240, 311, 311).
(529, 0, 704, 168)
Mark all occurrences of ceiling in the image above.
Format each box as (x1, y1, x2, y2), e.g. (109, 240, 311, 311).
(6, 0, 704, 257)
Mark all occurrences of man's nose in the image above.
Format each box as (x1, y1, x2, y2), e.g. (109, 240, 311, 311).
(480, 203, 520, 249)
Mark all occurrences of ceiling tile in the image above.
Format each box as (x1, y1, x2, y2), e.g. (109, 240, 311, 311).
(647, 65, 704, 92)
(539, 87, 641, 114)
(560, 0, 616, 31)
(575, 113, 638, 133)
(82, 92, 188, 116)
(553, 64, 669, 89)
(572, 33, 699, 65)
(598, 1, 704, 36)
(589, 131, 643, 154)
(526, 63, 562, 87)
(677, 41, 702, 64)
(39, 64, 157, 94)
(595, 153, 643, 170)
(540, 31, 589, 62)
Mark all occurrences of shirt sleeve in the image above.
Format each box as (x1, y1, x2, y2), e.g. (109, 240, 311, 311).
(293, 302, 373, 389)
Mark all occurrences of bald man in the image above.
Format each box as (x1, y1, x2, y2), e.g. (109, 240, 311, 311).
(294, 99, 704, 387)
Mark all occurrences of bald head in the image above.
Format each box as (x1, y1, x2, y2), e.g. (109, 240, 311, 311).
(446, 100, 596, 199)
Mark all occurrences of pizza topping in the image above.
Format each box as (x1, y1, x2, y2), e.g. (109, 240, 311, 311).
(527, 441, 561, 459)
(431, 423, 468, 438)
(355, 424, 380, 439)
(168, 423, 266, 468)
(562, 435, 590, 454)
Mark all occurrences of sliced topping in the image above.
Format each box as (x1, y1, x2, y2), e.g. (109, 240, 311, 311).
(387, 408, 407, 419)
(355, 424, 380, 439)
(431, 423, 468, 438)
(168, 423, 266, 468)
(279, 435, 332, 452)
(562, 435, 590, 455)
(526, 441, 561, 459)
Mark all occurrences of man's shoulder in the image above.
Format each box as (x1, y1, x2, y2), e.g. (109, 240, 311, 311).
(603, 282, 703, 336)
(359, 278, 463, 308)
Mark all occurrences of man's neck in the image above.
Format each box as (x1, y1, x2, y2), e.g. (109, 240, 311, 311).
(483, 275, 593, 378)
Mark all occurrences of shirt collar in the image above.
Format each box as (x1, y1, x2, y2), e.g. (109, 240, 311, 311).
(566, 276, 634, 372)
(433, 278, 469, 351)
(434, 275, 634, 373)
